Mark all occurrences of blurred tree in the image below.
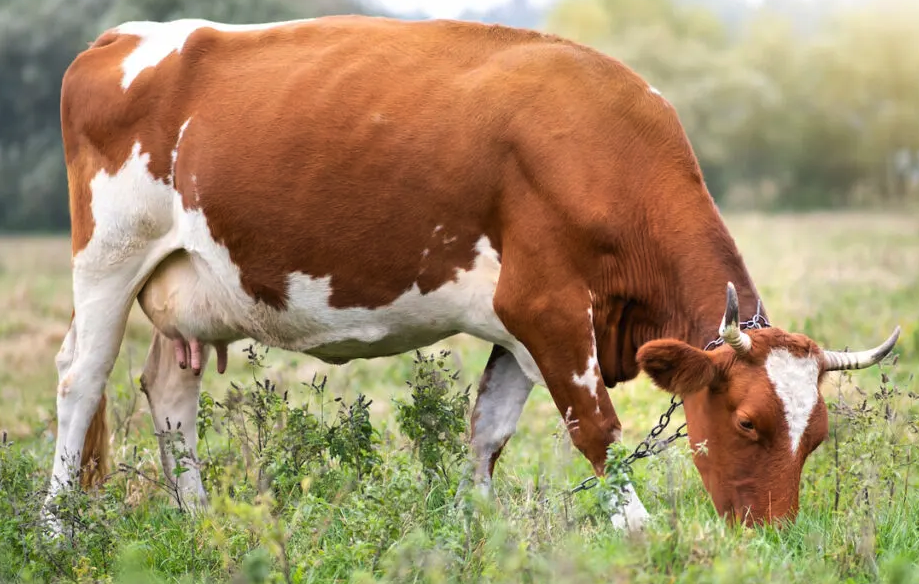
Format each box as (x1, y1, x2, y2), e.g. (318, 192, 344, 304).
(730, 0, 919, 207)
(0, 0, 374, 232)
(551, 0, 725, 47)
(548, 0, 737, 200)
(813, 0, 919, 205)
(547, 0, 919, 209)
(1, 0, 916, 231)
(0, 0, 115, 230)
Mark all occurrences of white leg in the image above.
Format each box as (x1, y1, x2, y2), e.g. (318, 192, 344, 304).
(48, 322, 80, 485)
(609, 482, 651, 532)
(47, 266, 140, 502)
(470, 345, 534, 493)
(44, 246, 170, 537)
(140, 330, 208, 510)
(55, 318, 78, 380)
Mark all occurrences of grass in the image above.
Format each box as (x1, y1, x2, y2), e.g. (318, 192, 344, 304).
(0, 211, 917, 583)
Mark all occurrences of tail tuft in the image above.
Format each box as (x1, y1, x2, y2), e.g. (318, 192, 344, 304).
(80, 393, 110, 489)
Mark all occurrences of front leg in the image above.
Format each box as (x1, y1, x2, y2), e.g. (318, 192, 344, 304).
(494, 284, 649, 531)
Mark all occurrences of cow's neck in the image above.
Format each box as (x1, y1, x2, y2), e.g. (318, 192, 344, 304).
(593, 190, 764, 385)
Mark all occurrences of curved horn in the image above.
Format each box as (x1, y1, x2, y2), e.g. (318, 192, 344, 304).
(719, 282, 752, 354)
(822, 326, 901, 371)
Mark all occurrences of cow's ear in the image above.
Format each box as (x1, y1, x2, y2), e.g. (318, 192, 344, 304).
(637, 339, 719, 396)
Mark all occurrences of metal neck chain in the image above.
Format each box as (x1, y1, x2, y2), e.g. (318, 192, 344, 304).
(565, 299, 771, 498)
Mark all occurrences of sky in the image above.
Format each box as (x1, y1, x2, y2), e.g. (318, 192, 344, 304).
(377, 0, 555, 19)
(375, 0, 802, 19)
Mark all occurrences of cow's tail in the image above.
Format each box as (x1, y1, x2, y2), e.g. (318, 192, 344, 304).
(80, 393, 110, 489)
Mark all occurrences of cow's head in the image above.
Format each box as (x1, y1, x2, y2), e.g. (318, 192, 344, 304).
(637, 283, 899, 526)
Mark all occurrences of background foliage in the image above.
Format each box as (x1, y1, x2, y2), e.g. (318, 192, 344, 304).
(547, 0, 919, 210)
(0, 0, 371, 231)
(0, 0, 917, 230)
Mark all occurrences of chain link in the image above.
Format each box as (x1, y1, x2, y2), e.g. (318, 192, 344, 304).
(568, 475, 599, 495)
(563, 299, 771, 498)
(622, 393, 687, 466)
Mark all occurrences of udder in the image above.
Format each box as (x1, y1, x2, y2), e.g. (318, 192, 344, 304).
(138, 250, 235, 374)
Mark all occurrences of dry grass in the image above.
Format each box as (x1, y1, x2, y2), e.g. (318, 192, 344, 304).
(0, 211, 915, 450)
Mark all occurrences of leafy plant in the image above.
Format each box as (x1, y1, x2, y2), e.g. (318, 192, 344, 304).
(395, 349, 471, 483)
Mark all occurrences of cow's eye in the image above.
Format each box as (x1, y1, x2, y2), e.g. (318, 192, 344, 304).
(739, 419, 755, 431)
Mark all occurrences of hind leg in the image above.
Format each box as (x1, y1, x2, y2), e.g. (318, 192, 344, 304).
(140, 330, 209, 510)
(49, 319, 81, 483)
(45, 256, 162, 522)
(470, 345, 533, 493)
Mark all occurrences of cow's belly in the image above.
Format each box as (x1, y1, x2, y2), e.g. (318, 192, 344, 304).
(137, 237, 510, 363)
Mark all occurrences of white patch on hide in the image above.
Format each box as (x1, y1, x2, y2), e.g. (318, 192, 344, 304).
(75, 130, 548, 401)
(170, 118, 191, 184)
(278, 236, 544, 384)
(572, 307, 601, 400)
(116, 18, 314, 90)
(98, 131, 548, 388)
(77, 142, 176, 271)
(765, 348, 819, 454)
(51, 140, 182, 517)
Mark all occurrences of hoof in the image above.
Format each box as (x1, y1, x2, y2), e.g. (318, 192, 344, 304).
(609, 483, 650, 533)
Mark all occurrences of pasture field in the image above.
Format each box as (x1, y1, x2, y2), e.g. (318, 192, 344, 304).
(0, 212, 917, 583)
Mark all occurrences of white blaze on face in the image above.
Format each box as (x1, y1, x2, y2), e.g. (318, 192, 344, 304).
(765, 348, 819, 454)
(116, 18, 314, 90)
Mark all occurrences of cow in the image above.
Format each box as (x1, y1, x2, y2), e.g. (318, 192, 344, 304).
(46, 14, 899, 533)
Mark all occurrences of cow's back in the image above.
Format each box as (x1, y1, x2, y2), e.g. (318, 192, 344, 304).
(62, 17, 622, 303)
(60, 17, 598, 362)
(61, 15, 690, 365)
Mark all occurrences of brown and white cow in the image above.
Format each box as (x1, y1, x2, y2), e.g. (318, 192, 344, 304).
(47, 15, 899, 531)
